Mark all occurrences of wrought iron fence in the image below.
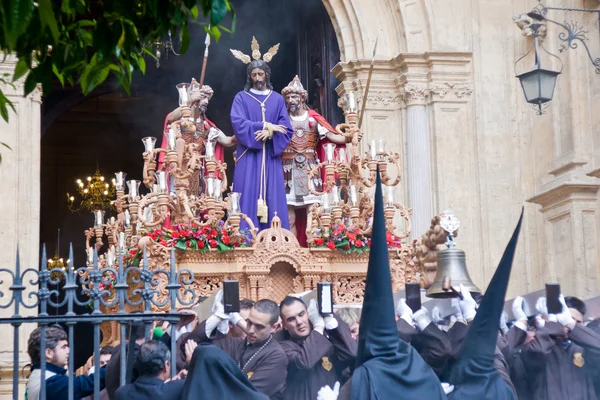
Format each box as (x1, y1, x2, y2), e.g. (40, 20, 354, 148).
(0, 245, 196, 400)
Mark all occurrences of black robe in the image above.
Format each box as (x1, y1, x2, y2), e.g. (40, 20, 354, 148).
(114, 376, 184, 400)
(349, 170, 447, 400)
(278, 317, 357, 400)
(105, 343, 141, 400)
(179, 320, 288, 400)
(181, 343, 268, 400)
(501, 326, 534, 399)
(447, 210, 523, 400)
(522, 321, 600, 400)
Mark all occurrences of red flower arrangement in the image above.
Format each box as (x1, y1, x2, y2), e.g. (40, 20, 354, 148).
(310, 222, 403, 254)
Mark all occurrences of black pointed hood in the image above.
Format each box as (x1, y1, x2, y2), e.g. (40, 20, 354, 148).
(448, 209, 523, 400)
(350, 169, 447, 400)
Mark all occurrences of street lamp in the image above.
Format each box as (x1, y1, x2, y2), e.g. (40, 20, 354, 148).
(515, 13, 562, 115)
(515, 3, 600, 114)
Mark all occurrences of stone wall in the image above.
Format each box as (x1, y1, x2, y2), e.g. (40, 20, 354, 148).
(0, 55, 41, 398)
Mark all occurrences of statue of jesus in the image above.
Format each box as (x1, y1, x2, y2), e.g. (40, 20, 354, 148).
(230, 37, 293, 231)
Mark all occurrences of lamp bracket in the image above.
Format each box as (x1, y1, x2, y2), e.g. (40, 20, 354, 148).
(531, 4, 600, 74)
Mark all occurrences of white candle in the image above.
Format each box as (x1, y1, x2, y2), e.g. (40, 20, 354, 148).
(347, 93, 356, 112)
(349, 185, 358, 206)
(127, 180, 140, 200)
(230, 192, 241, 214)
(370, 140, 377, 159)
(386, 185, 395, 206)
(213, 179, 222, 200)
(114, 172, 127, 190)
(155, 171, 168, 193)
(205, 141, 214, 161)
(339, 148, 347, 163)
(142, 137, 156, 153)
(94, 210, 104, 228)
(124, 210, 131, 228)
(119, 232, 126, 250)
(325, 143, 336, 163)
(330, 187, 340, 204)
(206, 178, 214, 197)
(167, 128, 177, 151)
(321, 193, 331, 210)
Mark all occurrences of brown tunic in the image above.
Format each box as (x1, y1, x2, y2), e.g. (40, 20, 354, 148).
(178, 320, 288, 400)
(502, 326, 533, 399)
(412, 322, 453, 377)
(278, 318, 357, 400)
(523, 321, 600, 400)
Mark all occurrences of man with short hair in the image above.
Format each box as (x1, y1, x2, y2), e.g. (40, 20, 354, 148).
(114, 341, 184, 400)
(26, 326, 106, 400)
(181, 296, 288, 399)
(278, 296, 357, 400)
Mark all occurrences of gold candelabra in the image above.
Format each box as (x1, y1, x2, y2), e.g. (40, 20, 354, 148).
(305, 92, 410, 244)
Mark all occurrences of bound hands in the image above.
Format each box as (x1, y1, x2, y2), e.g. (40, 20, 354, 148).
(255, 123, 287, 142)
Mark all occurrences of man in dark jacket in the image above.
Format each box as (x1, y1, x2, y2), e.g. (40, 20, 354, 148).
(522, 295, 600, 400)
(180, 297, 288, 399)
(278, 296, 357, 400)
(114, 341, 184, 400)
(395, 298, 453, 376)
(25, 326, 106, 400)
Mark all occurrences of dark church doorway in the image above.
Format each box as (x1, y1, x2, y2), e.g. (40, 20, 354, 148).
(40, 0, 341, 370)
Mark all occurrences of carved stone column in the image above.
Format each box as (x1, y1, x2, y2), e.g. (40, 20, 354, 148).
(402, 86, 433, 239)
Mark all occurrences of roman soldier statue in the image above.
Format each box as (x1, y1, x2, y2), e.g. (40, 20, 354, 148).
(158, 78, 235, 196)
(281, 75, 346, 246)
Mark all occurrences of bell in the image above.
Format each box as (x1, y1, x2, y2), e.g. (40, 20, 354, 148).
(426, 248, 481, 298)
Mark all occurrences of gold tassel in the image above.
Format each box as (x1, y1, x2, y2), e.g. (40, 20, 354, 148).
(257, 199, 268, 223)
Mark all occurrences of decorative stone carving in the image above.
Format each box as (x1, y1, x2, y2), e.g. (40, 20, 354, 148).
(430, 83, 473, 101)
(400, 84, 431, 106)
(366, 91, 403, 108)
(513, 13, 547, 41)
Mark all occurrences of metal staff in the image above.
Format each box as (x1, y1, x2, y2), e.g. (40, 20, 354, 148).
(358, 37, 378, 129)
(199, 31, 211, 86)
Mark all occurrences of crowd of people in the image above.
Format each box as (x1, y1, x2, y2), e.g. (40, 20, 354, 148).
(24, 175, 600, 400)
(25, 283, 600, 400)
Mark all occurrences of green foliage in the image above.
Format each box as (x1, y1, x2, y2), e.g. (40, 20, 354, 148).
(0, 0, 234, 122)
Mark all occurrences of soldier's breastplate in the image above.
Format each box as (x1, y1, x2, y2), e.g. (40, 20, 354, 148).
(288, 117, 318, 153)
(182, 121, 208, 153)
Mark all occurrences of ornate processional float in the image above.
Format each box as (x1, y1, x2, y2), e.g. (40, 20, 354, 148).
(77, 39, 463, 346)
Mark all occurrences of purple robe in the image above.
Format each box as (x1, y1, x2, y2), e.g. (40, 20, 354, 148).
(231, 90, 293, 231)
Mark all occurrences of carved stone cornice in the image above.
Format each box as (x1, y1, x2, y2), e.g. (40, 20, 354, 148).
(528, 183, 600, 212)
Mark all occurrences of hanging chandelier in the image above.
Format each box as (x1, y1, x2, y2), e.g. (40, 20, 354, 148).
(67, 169, 116, 213)
(46, 229, 70, 281)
